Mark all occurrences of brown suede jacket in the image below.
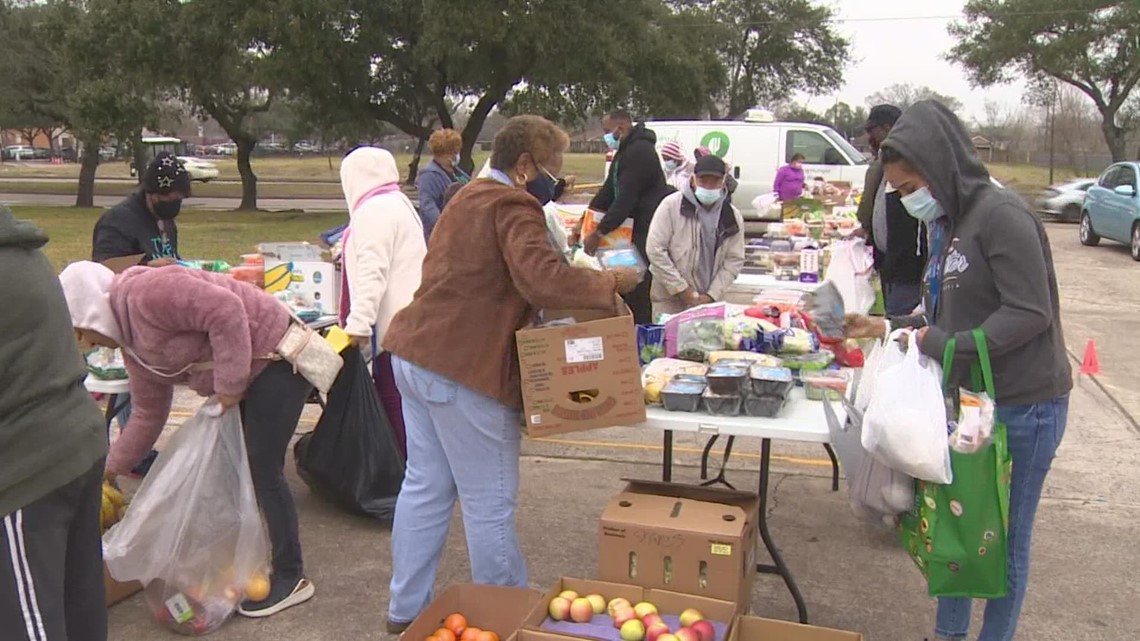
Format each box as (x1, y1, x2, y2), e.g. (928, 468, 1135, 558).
(384, 178, 622, 408)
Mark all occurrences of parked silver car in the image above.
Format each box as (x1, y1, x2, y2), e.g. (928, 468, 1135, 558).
(1036, 178, 1095, 222)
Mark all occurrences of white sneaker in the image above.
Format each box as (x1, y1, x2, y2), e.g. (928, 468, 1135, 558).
(238, 578, 315, 618)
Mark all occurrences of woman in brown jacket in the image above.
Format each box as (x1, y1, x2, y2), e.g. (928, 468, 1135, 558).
(382, 115, 640, 630)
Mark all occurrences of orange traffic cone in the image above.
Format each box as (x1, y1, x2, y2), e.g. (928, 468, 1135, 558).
(1080, 339, 1100, 376)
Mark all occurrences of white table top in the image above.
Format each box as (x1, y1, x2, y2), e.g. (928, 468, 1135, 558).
(732, 273, 821, 293)
(84, 376, 130, 395)
(637, 388, 838, 444)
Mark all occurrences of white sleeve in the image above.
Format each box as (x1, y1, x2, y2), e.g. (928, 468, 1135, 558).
(344, 210, 395, 337)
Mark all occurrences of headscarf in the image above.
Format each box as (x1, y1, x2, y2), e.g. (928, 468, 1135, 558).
(58, 261, 124, 344)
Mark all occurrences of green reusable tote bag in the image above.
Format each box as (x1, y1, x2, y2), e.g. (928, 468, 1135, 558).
(898, 328, 1012, 598)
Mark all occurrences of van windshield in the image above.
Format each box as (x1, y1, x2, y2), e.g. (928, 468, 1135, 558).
(824, 130, 868, 165)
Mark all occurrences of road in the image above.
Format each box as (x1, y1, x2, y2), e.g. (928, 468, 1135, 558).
(0, 191, 348, 211)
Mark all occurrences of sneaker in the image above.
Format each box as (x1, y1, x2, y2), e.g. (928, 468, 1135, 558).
(238, 578, 314, 618)
(387, 619, 411, 635)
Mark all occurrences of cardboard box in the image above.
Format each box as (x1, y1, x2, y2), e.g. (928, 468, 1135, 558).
(403, 584, 545, 641)
(104, 561, 141, 607)
(264, 260, 338, 314)
(516, 308, 645, 438)
(729, 614, 863, 641)
(519, 577, 738, 641)
(598, 481, 759, 610)
(257, 242, 326, 262)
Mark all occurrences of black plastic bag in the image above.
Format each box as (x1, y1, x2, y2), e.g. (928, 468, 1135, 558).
(293, 349, 405, 522)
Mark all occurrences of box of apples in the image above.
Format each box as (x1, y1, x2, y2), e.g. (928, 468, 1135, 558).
(403, 584, 547, 641)
(519, 577, 735, 641)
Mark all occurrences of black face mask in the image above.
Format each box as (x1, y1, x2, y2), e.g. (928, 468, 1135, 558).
(152, 198, 183, 220)
(526, 174, 566, 206)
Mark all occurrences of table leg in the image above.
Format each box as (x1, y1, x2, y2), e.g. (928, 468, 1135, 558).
(662, 430, 674, 483)
(699, 434, 719, 480)
(755, 438, 809, 624)
(103, 393, 119, 440)
(823, 443, 840, 492)
(699, 435, 736, 490)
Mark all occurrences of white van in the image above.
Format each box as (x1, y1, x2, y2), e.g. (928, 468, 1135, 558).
(606, 114, 870, 221)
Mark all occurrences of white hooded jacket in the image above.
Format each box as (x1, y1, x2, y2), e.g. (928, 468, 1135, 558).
(340, 147, 427, 346)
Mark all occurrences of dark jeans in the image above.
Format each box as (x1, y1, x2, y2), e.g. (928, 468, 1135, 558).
(883, 281, 923, 317)
(623, 273, 653, 325)
(240, 361, 312, 585)
(373, 352, 407, 461)
(0, 460, 107, 641)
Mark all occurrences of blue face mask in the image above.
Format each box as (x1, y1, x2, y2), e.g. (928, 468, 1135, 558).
(604, 132, 620, 150)
(900, 186, 944, 222)
(694, 186, 723, 206)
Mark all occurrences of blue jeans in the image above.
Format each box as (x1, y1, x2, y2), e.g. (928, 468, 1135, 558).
(387, 356, 527, 624)
(884, 282, 922, 316)
(934, 394, 1069, 641)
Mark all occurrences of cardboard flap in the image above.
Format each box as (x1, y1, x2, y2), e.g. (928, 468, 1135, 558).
(732, 615, 864, 641)
(618, 479, 760, 514)
(604, 493, 747, 538)
(404, 584, 544, 641)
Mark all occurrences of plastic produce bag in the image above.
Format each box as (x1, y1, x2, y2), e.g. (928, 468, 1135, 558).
(663, 303, 727, 357)
(294, 349, 405, 522)
(676, 318, 726, 362)
(103, 403, 269, 635)
(823, 395, 913, 527)
(825, 238, 875, 315)
(863, 332, 952, 484)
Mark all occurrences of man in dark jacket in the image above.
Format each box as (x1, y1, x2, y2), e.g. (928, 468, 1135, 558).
(854, 104, 926, 315)
(92, 151, 189, 266)
(585, 109, 674, 323)
(0, 206, 109, 641)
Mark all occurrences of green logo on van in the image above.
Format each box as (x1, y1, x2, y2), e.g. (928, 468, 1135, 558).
(700, 131, 730, 157)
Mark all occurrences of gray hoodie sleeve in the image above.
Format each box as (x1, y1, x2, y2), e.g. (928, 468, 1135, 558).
(920, 203, 1054, 362)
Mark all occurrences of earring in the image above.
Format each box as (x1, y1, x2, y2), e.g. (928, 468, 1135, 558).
(515, 172, 528, 186)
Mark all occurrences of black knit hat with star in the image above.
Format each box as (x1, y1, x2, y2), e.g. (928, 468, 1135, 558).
(143, 151, 192, 196)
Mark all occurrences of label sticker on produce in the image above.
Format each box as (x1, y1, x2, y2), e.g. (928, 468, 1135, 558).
(710, 543, 733, 556)
(165, 593, 195, 624)
(530, 414, 542, 425)
(565, 337, 604, 364)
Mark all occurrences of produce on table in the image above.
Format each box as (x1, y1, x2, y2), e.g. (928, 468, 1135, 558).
(545, 596, 723, 641)
(101, 481, 128, 532)
(801, 369, 850, 401)
(675, 319, 726, 363)
(705, 364, 749, 396)
(706, 350, 781, 367)
(637, 325, 666, 366)
(642, 360, 709, 404)
(703, 391, 742, 417)
(660, 379, 707, 413)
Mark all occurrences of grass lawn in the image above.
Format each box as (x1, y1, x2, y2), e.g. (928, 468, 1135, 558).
(0, 180, 345, 199)
(0, 152, 609, 185)
(11, 205, 345, 270)
(987, 163, 1095, 197)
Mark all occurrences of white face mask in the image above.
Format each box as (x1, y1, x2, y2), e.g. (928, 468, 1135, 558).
(663, 159, 679, 172)
(900, 186, 945, 222)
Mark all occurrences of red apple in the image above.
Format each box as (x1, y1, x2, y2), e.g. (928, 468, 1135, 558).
(570, 598, 595, 623)
(646, 622, 671, 641)
(679, 608, 704, 628)
(641, 613, 664, 628)
(691, 620, 716, 641)
(612, 607, 637, 629)
(633, 602, 658, 619)
(608, 598, 632, 617)
(558, 590, 580, 601)
(548, 597, 572, 621)
(675, 627, 700, 641)
(620, 619, 647, 641)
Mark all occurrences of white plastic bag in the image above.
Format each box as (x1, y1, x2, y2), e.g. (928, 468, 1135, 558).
(104, 402, 270, 635)
(826, 238, 876, 314)
(853, 328, 903, 413)
(862, 332, 952, 484)
(824, 395, 913, 526)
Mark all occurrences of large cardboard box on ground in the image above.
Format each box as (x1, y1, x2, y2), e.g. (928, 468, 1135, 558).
(516, 306, 645, 438)
(598, 481, 759, 610)
(729, 614, 863, 641)
(402, 584, 545, 641)
(104, 561, 141, 607)
(517, 577, 737, 641)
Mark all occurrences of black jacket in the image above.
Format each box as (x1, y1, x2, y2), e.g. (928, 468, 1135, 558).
(589, 123, 674, 252)
(859, 160, 926, 285)
(92, 192, 180, 263)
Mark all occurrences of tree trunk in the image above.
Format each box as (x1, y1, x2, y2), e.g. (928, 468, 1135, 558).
(461, 96, 500, 174)
(75, 135, 101, 208)
(235, 138, 258, 211)
(1100, 112, 1127, 162)
(131, 129, 147, 185)
(407, 135, 428, 186)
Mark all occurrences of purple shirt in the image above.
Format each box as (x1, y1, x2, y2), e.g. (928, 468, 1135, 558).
(773, 164, 806, 201)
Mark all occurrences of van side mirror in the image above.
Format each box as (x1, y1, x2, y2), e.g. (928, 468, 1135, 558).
(1114, 184, 1136, 197)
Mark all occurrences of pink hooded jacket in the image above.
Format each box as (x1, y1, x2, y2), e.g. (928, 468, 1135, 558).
(106, 266, 291, 474)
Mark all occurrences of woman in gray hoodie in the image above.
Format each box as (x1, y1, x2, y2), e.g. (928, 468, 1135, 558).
(846, 101, 1071, 641)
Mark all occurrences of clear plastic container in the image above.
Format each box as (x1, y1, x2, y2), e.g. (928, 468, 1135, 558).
(703, 391, 742, 417)
(801, 370, 850, 401)
(744, 394, 787, 418)
(749, 365, 794, 397)
(705, 363, 749, 396)
(661, 379, 707, 412)
(597, 248, 647, 279)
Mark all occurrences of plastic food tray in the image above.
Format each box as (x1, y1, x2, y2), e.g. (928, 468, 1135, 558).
(744, 394, 787, 418)
(661, 380, 707, 412)
(703, 391, 743, 417)
(749, 365, 794, 397)
(705, 364, 749, 396)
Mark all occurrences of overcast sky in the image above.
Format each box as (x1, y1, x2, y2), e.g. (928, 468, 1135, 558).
(798, 0, 1025, 123)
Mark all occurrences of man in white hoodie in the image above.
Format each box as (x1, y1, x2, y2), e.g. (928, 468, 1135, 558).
(339, 147, 427, 458)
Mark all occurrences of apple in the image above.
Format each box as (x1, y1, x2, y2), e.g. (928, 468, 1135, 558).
(586, 594, 606, 615)
(658, 634, 679, 641)
(570, 598, 595, 623)
(620, 619, 647, 641)
(548, 597, 572, 621)
(607, 598, 632, 617)
(641, 613, 664, 628)
(612, 607, 637, 629)
(646, 622, 671, 641)
(558, 590, 580, 601)
(679, 608, 704, 628)
(674, 628, 700, 641)
(691, 620, 716, 641)
(633, 602, 658, 619)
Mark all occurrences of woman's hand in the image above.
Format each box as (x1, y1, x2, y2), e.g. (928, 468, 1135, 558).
(350, 334, 372, 350)
(844, 313, 889, 339)
(217, 393, 243, 411)
(582, 232, 602, 256)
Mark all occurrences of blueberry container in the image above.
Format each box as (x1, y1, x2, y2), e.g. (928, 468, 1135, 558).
(703, 391, 743, 417)
(749, 365, 794, 397)
(705, 363, 750, 396)
(744, 394, 787, 418)
(661, 379, 707, 412)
